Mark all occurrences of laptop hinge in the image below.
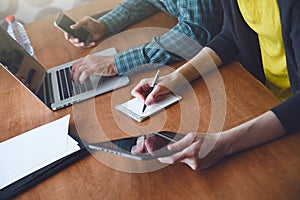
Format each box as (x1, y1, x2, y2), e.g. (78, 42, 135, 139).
(45, 73, 54, 105)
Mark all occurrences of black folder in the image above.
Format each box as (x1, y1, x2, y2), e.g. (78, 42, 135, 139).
(0, 132, 89, 200)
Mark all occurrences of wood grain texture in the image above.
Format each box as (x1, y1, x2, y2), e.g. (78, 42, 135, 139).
(1, 0, 299, 199)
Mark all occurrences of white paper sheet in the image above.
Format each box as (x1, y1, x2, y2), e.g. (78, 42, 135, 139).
(0, 115, 80, 189)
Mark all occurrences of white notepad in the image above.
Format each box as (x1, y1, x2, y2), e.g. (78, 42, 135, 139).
(116, 94, 182, 122)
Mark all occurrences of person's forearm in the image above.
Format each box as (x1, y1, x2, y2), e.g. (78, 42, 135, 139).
(224, 111, 287, 156)
(175, 47, 222, 83)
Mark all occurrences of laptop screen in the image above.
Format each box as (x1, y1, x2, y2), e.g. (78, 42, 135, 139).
(0, 26, 49, 104)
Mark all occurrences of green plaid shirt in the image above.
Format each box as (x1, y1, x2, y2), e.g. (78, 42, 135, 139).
(99, 0, 223, 75)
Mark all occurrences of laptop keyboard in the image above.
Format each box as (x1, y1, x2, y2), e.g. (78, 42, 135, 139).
(56, 66, 93, 100)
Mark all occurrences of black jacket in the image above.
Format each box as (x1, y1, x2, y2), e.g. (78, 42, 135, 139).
(207, 0, 300, 134)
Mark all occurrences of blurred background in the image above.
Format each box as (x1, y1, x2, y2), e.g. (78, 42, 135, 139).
(0, 0, 94, 26)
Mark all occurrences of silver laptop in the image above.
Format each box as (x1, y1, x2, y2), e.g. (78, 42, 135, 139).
(0, 26, 130, 110)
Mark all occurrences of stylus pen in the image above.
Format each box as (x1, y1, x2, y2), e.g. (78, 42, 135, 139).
(142, 70, 160, 113)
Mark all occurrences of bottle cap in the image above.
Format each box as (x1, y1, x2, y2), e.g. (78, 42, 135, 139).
(6, 15, 15, 23)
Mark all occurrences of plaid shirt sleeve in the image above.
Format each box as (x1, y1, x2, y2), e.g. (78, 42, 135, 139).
(98, 0, 158, 34)
(104, 0, 223, 75)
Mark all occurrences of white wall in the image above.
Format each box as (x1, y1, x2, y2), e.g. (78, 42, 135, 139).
(0, 0, 93, 25)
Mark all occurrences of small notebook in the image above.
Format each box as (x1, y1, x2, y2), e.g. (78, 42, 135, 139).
(116, 94, 182, 122)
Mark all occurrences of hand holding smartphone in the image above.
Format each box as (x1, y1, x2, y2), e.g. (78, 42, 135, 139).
(54, 13, 91, 45)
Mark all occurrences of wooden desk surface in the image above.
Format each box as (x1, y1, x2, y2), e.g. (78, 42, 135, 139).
(1, 0, 300, 199)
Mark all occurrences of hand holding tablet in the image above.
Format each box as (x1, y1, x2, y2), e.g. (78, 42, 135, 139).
(88, 131, 185, 160)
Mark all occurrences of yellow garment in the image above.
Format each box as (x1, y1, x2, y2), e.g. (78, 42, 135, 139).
(237, 0, 292, 101)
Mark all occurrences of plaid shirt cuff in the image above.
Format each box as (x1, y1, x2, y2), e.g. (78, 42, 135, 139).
(99, 13, 123, 34)
(114, 48, 147, 75)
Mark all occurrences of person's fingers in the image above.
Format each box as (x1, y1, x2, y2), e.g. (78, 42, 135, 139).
(70, 16, 90, 30)
(69, 39, 86, 48)
(131, 79, 151, 101)
(74, 43, 85, 48)
(65, 31, 88, 48)
(67, 36, 85, 47)
(158, 150, 184, 165)
(180, 157, 200, 170)
(179, 141, 202, 170)
(157, 133, 198, 164)
(69, 36, 78, 43)
(78, 67, 94, 84)
(144, 81, 172, 105)
(167, 133, 197, 151)
(131, 89, 145, 101)
(132, 73, 174, 106)
(64, 32, 71, 40)
(64, 18, 93, 48)
(158, 139, 201, 170)
(131, 136, 145, 154)
(157, 132, 224, 170)
(130, 146, 138, 154)
(144, 85, 158, 105)
(85, 41, 97, 48)
(71, 60, 81, 77)
(144, 84, 165, 105)
(144, 136, 156, 153)
(71, 61, 85, 83)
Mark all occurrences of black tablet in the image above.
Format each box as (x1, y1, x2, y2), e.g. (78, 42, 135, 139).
(88, 131, 185, 160)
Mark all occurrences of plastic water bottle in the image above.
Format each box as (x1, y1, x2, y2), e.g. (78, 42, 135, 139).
(6, 15, 35, 57)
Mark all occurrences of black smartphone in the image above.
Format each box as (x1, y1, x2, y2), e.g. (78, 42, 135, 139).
(54, 13, 90, 43)
(88, 131, 185, 160)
